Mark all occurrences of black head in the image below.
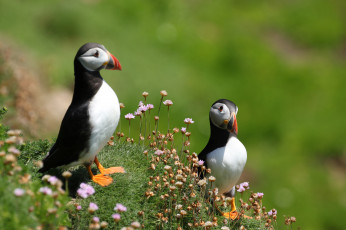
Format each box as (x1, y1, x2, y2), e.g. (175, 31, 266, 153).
(74, 42, 121, 72)
(209, 99, 238, 135)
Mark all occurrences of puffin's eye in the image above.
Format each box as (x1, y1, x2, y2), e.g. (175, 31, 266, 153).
(218, 106, 223, 112)
(93, 50, 99, 58)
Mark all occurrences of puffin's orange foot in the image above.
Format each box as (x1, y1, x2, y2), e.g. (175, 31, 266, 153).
(223, 211, 252, 220)
(223, 211, 239, 220)
(91, 174, 113, 187)
(99, 166, 125, 175)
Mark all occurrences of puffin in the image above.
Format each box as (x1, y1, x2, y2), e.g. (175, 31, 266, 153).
(38, 42, 124, 187)
(198, 99, 247, 219)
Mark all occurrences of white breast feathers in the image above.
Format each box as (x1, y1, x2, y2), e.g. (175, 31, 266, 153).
(206, 136, 247, 194)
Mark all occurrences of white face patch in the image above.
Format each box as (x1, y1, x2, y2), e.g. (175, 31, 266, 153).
(78, 48, 109, 71)
(210, 102, 231, 129)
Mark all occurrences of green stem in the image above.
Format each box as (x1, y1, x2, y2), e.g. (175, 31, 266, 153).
(156, 96, 164, 133)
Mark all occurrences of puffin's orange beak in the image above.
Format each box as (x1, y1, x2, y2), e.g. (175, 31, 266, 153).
(227, 112, 238, 135)
(105, 51, 122, 70)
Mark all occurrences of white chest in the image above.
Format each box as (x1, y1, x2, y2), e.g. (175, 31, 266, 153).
(206, 136, 247, 194)
(85, 81, 120, 161)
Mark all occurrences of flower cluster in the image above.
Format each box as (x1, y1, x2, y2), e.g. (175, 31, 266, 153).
(77, 183, 95, 199)
(236, 181, 250, 193)
(0, 90, 298, 229)
(0, 126, 71, 229)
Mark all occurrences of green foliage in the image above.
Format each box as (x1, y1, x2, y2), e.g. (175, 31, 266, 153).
(0, 126, 70, 229)
(0, 107, 9, 139)
(65, 142, 269, 229)
(19, 139, 52, 165)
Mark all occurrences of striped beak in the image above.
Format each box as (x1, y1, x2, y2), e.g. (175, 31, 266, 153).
(105, 51, 122, 70)
(227, 112, 238, 135)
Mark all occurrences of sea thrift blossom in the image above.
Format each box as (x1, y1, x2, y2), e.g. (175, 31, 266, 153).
(131, 221, 141, 228)
(155, 150, 164, 156)
(92, 216, 100, 223)
(184, 118, 194, 124)
(13, 188, 25, 197)
(198, 160, 205, 166)
(208, 176, 216, 182)
(48, 176, 59, 186)
(76, 205, 82, 211)
(197, 178, 207, 186)
(138, 101, 144, 107)
(240, 182, 249, 189)
(125, 113, 135, 120)
(268, 209, 277, 216)
(62, 171, 72, 179)
(138, 105, 148, 112)
(112, 213, 121, 222)
(237, 186, 246, 193)
(160, 90, 168, 96)
(114, 203, 127, 212)
(42, 175, 51, 182)
(142, 92, 149, 98)
(77, 183, 95, 198)
(204, 221, 213, 227)
(134, 111, 142, 116)
(8, 146, 20, 155)
(88, 202, 99, 212)
(39, 187, 53, 195)
(181, 127, 187, 134)
(163, 100, 173, 106)
(146, 104, 154, 110)
(257, 192, 264, 199)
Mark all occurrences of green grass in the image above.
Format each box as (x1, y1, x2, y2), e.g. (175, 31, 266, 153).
(18, 139, 269, 229)
(0, 118, 70, 229)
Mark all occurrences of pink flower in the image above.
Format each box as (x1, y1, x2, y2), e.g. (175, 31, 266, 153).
(184, 118, 194, 124)
(134, 111, 142, 116)
(77, 189, 87, 198)
(112, 213, 121, 222)
(77, 183, 95, 198)
(13, 188, 25, 197)
(257, 192, 264, 199)
(76, 205, 82, 211)
(92, 216, 100, 223)
(39, 186, 52, 196)
(114, 203, 127, 212)
(155, 150, 164, 156)
(236, 182, 249, 193)
(163, 100, 173, 106)
(160, 90, 168, 96)
(125, 113, 135, 120)
(198, 160, 204, 166)
(89, 202, 99, 212)
(181, 127, 186, 134)
(237, 186, 245, 193)
(268, 209, 277, 216)
(138, 101, 144, 107)
(146, 104, 154, 110)
(138, 105, 148, 112)
(240, 182, 249, 189)
(48, 176, 59, 185)
(8, 146, 20, 155)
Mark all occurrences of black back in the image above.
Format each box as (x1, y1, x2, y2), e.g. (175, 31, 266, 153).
(198, 99, 237, 170)
(38, 43, 104, 172)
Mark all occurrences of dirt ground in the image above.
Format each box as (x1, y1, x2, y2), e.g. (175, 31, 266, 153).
(0, 41, 72, 138)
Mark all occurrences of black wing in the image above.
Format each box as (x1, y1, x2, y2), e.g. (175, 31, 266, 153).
(38, 102, 91, 172)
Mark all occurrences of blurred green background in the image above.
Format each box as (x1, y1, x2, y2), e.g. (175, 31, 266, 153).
(1, 0, 345, 229)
